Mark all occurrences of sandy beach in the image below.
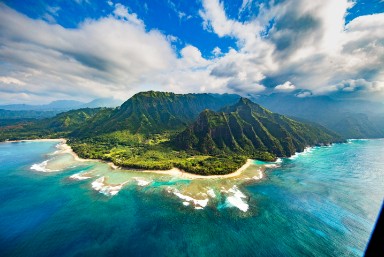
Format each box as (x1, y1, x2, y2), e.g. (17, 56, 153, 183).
(57, 141, 120, 170)
(140, 159, 254, 179)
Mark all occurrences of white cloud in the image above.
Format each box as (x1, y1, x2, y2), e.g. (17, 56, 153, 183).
(275, 81, 295, 91)
(212, 46, 222, 56)
(296, 91, 312, 98)
(180, 45, 210, 67)
(113, 3, 143, 27)
(335, 79, 384, 93)
(0, 76, 26, 85)
(0, 1, 383, 103)
(199, 0, 384, 99)
(239, 0, 253, 14)
(166, 35, 179, 43)
(0, 3, 176, 103)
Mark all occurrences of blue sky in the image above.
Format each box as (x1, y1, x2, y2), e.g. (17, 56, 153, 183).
(0, 0, 383, 104)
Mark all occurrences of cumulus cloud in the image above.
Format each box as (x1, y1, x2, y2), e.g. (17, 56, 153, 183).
(198, 0, 384, 100)
(180, 45, 210, 67)
(212, 46, 222, 56)
(0, 0, 383, 103)
(0, 3, 177, 103)
(296, 91, 312, 98)
(0, 2, 236, 104)
(275, 81, 295, 91)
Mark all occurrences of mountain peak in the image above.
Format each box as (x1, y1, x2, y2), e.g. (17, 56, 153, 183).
(132, 91, 175, 99)
(238, 97, 252, 105)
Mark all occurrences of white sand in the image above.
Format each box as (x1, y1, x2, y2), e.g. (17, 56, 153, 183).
(140, 159, 254, 179)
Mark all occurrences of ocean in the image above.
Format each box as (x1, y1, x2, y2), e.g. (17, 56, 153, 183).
(0, 139, 383, 256)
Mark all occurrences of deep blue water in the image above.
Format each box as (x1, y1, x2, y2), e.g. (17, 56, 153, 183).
(0, 139, 383, 256)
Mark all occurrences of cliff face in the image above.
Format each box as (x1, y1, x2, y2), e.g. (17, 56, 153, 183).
(174, 98, 344, 159)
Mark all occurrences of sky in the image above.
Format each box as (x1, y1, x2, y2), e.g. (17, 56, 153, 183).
(0, 0, 383, 104)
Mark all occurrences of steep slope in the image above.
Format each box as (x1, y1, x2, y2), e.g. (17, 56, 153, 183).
(175, 98, 343, 159)
(74, 91, 240, 136)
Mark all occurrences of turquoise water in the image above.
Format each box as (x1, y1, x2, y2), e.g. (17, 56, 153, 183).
(0, 139, 383, 256)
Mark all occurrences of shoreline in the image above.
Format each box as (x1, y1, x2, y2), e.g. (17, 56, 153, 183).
(3, 138, 66, 143)
(57, 141, 120, 170)
(140, 159, 254, 179)
(5, 138, 255, 179)
(56, 140, 255, 179)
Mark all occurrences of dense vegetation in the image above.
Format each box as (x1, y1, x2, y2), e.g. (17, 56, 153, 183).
(72, 91, 240, 136)
(174, 98, 343, 160)
(0, 91, 344, 175)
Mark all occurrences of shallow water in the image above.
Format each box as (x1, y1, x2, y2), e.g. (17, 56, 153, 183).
(0, 139, 383, 256)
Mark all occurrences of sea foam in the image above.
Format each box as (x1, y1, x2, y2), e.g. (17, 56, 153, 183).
(133, 177, 151, 187)
(289, 146, 313, 160)
(252, 169, 263, 180)
(224, 185, 249, 212)
(30, 160, 58, 172)
(207, 188, 216, 198)
(91, 177, 126, 196)
(70, 172, 92, 180)
(170, 189, 209, 209)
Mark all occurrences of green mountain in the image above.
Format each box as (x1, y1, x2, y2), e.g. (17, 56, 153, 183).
(72, 91, 240, 136)
(0, 91, 344, 175)
(175, 98, 343, 160)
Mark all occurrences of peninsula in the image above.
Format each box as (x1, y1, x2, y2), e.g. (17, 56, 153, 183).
(0, 91, 344, 175)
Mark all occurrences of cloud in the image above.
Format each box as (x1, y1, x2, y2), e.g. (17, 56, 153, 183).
(275, 81, 295, 92)
(212, 46, 222, 56)
(296, 91, 312, 98)
(0, 76, 26, 86)
(180, 45, 210, 67)
(167, 0, 192, 21)
(335, 79, 384, 94)
(198, 0, 384, 100)
(113, 3, 143, 27)
(0, 1, 383, 104)
(0, 3, 177, 103)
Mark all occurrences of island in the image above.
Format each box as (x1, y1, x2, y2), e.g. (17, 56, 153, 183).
(0, 91, 344, 175)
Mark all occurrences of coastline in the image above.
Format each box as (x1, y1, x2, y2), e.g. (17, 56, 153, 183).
(56, 140, 254, 179)
(3, 138, 67, 143)
(140, 159, 254, 179)
(5, 138, 255, 179)
(57, 141, 120, 170)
